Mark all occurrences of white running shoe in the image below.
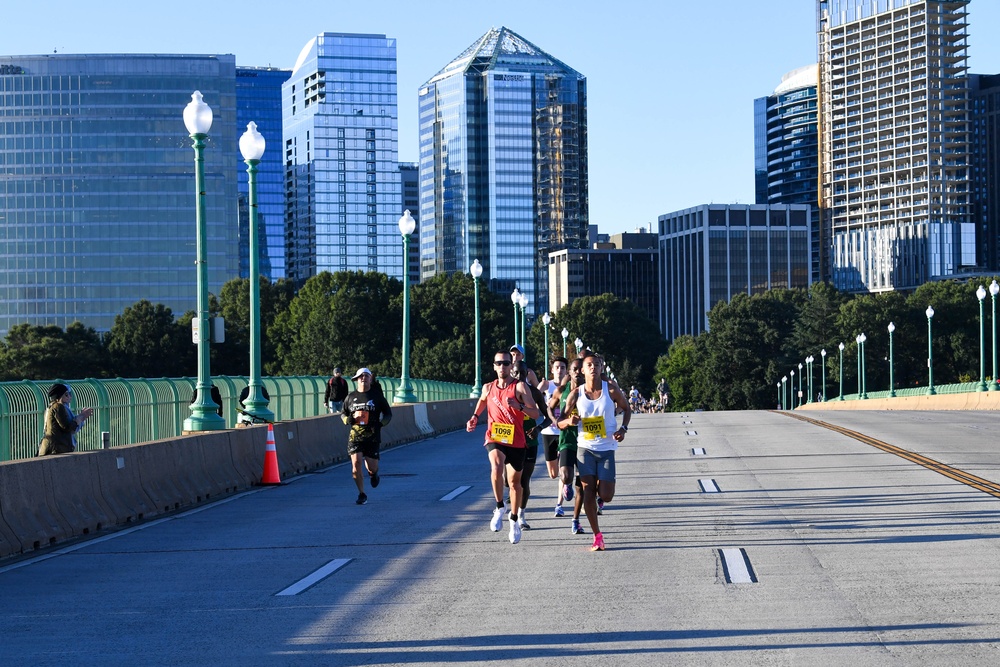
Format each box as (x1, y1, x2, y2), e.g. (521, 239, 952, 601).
(509, 516, 522, 544)
(491, 507, 504, 532)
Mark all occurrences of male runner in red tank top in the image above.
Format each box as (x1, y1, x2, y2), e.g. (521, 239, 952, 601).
(467, 349, 541, 544)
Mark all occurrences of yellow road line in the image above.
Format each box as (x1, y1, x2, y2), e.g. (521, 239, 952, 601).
(780, 411, 1000, 499)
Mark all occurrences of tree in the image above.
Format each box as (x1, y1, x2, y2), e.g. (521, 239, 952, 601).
(658, 335, 705, 412)
(214, 277, 295, 376)
(0, 322, 107, 381)
(106, 300, 189, 378)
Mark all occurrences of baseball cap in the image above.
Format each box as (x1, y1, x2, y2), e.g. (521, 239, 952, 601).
(509, 344, 525, 355)
(352, 368, 373, 380)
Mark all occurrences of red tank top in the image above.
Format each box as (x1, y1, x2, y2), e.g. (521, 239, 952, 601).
(484, 380, 526, 448)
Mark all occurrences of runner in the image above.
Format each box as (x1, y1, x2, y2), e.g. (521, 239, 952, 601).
(466, 349, 541, 544)
(509, 344, 540, 387)
(342, 368, 392, 505)
(554, 357, 586, 534)
(540, 356, 568, 517)
(563, 352, 631, 551)
(512, 361, 551, 530)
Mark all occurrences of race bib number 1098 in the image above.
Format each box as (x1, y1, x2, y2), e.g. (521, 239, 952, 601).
(491, 422, 514, 444)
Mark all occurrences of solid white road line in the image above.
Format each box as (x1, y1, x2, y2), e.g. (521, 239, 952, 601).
(719, 548, 757, 583)
(699, 479, 720, 493)
(276, 558, 352, 596)
(439, 485, 472, 501)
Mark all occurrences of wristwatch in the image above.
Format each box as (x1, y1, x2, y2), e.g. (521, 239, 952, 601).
(620, 425, 628, 432)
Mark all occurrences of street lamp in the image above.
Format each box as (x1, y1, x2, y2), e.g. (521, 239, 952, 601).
(887, 322, 896, 398)
(394, 210, 418, 404)
(926, 305, 936, 396)
(806, 355, 814, 404)
(820, 349, 827, 402)
(776, 382, 781, 409)
(856, 333, 867, 399)
(469, 259, 483, 398)
(182, 91, 225, 432)
(838, 342, 845, 401)
(238, 121, 273, 423)
(991, 280, 1000, 391)
(977, 285, 988, 392)
(797, 363, 803, 407)
(510, 288, 521, 346)
(782, 375, 787, 410)
(518, 292, 529, 356)
(574, 337, 583, 356)
(542, 313, 551, 369)
(561, 327, 569, 357)
(790, 368, 796, 408)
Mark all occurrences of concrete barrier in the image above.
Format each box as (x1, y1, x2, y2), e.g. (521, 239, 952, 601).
(795, 390, 1000, 412)
(0, 400, 471, 561)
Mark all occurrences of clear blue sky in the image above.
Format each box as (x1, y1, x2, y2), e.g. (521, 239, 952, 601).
(4, 1, 1000, 236)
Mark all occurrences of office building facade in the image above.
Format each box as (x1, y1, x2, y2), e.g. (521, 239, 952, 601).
(658, 204, 811, 341)
(817, 0, 973, 292)
(399, 162, 420, 284)
(283, 33, 402, 284)
(417, 26, 588, 317)
(755, 64, 821, 282)
(970, 73, 1000, 271)
(0, 53, 239, 335)
(236, 66, 290, 281)
(548, 232, 659, 324)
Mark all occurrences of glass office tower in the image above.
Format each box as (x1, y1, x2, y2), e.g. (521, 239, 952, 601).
(657, 204, 811, 340)
(418, 26, 588, 317)
(970, 73, 1000, 271)
(0, 54, 238, 335)
(283, 33, 401, 284)
(754, 64, 821, 282)
(236, 66, 291, 281)
(818, 0, 973, 291)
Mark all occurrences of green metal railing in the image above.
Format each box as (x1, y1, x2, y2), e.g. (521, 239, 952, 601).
(0, 375, 472, 462)
(817, 381, 981, 404)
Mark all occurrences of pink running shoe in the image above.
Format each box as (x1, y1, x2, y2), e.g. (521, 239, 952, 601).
(591, 532, 605, 551)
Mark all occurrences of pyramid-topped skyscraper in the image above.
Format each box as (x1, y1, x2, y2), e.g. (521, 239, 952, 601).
(418, 27, 588, 317)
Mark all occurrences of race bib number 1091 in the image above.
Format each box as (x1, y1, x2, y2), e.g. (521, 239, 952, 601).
(581, 416, 606, 440)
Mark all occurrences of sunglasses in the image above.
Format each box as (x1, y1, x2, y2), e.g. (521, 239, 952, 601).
(493, 360, 511, 366)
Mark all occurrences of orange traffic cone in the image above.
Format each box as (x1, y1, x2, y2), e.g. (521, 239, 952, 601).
(260, 423, 281, 486)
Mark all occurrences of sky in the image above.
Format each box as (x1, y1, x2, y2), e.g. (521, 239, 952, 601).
(4, 0, 1000, 236)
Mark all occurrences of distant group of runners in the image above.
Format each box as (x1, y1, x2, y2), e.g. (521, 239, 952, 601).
(467, 343, 631, 551)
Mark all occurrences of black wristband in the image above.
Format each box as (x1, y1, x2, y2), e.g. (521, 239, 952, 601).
(620, 425, 628, 432)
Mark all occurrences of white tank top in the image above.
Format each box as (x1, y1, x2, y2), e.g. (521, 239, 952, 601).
(540, 382, 561, 435)
(576, 381, 618, 451)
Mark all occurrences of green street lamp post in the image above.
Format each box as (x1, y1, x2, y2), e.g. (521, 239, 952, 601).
(887, 322, 896, 398)
(856, 333, 867, 399)
(790, 368, 796, 408)
(238, 121, 273, 423)
(469, 259, 483, 399)
(992, 280, 1000, 390)
(977, 285, 988, 391)
(820, 348, 827, 401)
(990, 280, 1000, 391)
(394, 210, 418, 404)
(806, 355, 814, 403)
(838, 342, 845, 400)
(510, 288, 521, 346)
(782, 375, 787, 410)
(561, 327, 569, 357)
(182, 91, 225, 432)
(518, 292, 529, 356)
(926, 305, 936, 396)
(542, 313, 551, 368)
(797, 363, 803, 407)
(574, 337, 583, 357)
(776, 382, 781, 409)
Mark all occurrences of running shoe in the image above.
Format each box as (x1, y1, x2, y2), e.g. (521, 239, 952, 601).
(563, 483, 574, 502)
(554, 505, 565, 518)
(356, 492, 367, 505)
(518, 516, 531, 530)
(591, 532, 605, 551)
(490, 507, 504, 532)
(370, 472, 380, 488)
(571, 519, 585, 535)
(509, 516, 522, 544)
(597, 498, 605, 515)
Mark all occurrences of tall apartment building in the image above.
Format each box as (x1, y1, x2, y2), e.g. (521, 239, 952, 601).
(754, 64, 821, 281)
(417, 26, 588, 317)
(0, 54, 239, 335)
(970, 73, 1000, 271)
(658, 204, 811, 341)
(236, 66, 290, 281)
(399, 162, 420, 285)
(817, 0, 973, 292)
(283, 33, 402, 284)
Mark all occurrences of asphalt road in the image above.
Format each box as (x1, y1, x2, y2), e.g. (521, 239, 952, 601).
(2, 409, 1000, 666)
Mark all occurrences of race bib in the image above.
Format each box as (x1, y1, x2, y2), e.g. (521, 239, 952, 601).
(581, 416, 606, 440)
(353, 411, 369, 426)
(491, 422, 514, 444)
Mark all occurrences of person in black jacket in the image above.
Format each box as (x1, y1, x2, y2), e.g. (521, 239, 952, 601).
(342, 368, 392, 505)
(325, 367, 349, 414)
